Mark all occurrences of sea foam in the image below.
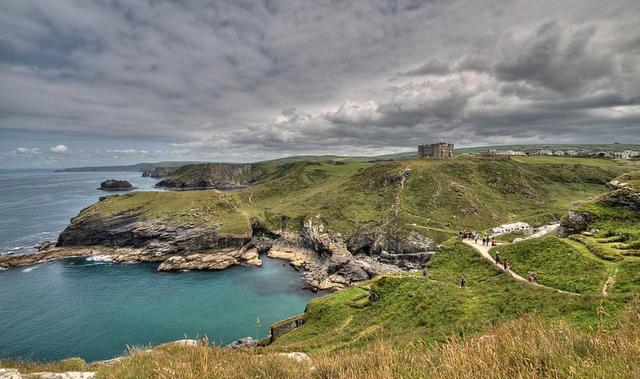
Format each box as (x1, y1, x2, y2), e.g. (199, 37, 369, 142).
(85, 255, 114, 263)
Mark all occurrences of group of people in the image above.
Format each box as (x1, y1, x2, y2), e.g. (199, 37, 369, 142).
(459, 230, 498, 247)
(454, 229, 541, 288)
(482, 236, 497, 247)
(459, 230, 478, 241)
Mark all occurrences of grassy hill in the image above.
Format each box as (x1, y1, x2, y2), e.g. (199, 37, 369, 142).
(489, 237, 609, 294)
(270, 241, 605, 352)
(76, 156, 636, 243)
(5, 155, 640, 377)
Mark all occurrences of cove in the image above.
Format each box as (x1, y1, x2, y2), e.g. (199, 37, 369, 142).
(0, 256, 318, 362)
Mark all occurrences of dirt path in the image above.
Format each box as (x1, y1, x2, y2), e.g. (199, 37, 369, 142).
(374, 167, 411, 245)
(463, 240, 581, 296)
(602, 268, 617, 297)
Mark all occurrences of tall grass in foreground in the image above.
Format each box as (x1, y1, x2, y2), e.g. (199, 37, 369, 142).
(97, 303, 640, 379)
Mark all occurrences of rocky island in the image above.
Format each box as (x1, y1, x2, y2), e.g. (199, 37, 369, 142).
(98, 179, 134, 191)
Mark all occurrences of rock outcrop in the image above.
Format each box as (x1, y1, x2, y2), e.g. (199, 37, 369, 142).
(598, 188, 640, 211)
(346, 223, 437, 270)
(557, 188, 640, 238)
(98, 180, 133, 191)
(557, 211, 597, 237)
(225, 337, 259, 349)
(155, 163, 255, 189)
(141, 166, 179, 178)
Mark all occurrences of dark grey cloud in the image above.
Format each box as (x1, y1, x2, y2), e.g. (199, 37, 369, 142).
(1, 0, 639, 167)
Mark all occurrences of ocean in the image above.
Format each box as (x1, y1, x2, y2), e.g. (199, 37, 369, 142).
(0, 170, 317, 361)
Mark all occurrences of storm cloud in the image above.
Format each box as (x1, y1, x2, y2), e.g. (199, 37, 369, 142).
(1, 0, 639, 167)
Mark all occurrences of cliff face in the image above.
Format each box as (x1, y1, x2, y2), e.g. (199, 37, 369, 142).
(557, 187, 640, 237)
(155, 163, 255, 189)
(48, 209, 389, 291)
(142, 166, 179, 178)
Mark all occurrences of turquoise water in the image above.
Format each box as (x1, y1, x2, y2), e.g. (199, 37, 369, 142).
(0, 257, 317, 362)
(0, 170, 318, 362)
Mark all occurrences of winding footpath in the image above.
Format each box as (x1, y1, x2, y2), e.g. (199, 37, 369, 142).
(462, 240, 581, 296)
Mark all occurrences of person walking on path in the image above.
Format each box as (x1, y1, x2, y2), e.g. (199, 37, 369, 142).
(495, 251, 501, 264)
(503, 259, 509, 271)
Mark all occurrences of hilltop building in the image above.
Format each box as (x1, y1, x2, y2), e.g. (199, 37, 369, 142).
(418, 142, 454, 158)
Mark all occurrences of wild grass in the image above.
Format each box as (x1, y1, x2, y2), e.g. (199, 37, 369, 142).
(568, 235, 624, 261)
(490, 237, 609, 294)
(91, 302, 640, 378)
(268, 242, 605, 352)
(80, 157, 627, 242)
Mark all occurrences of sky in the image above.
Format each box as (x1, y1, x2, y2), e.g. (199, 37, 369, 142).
(1, 0, 639, 168)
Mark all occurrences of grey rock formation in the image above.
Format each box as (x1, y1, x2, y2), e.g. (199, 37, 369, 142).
(557, 211, 597, 237)
(141, 166, 179, 178)
(598, 188, 640, 211)
(98, 179, 133, 191)
(155, 163, 255, 189)
(225, 337, 259, 349)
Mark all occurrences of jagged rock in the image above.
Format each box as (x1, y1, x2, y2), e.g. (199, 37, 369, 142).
(155, 163, 254, 189)
(58, 212, 249, 255)
(598, 188, 640, 211)
(98, 179, 133, 191)
(225, 337, 259, 349)
(557, 211, 597, 237)
(141, 166, 179, 178)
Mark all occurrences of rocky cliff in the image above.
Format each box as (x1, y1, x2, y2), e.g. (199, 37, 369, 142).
(155, 163, 257, 189)
(142, 166, 179, 178)
(7, 207, 400, 291)
(557, 187, 640, 237)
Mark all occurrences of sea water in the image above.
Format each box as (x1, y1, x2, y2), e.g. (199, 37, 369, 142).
(0, 170, 317, 361)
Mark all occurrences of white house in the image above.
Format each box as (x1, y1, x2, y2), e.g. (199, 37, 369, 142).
(491, 222, 530, 235)
(613, 150, 639, 160)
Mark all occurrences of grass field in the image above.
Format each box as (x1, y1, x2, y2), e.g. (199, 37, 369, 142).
(269, 241, 606, 352)
(12, 155, 637, 377)
(71, 156, 640, 245)
(489, 237, 609, 294)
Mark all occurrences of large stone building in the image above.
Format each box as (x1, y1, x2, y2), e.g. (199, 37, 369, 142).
(418, 142, 454, 158)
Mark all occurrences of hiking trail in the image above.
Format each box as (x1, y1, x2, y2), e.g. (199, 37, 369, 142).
(462, 239, 581, 296)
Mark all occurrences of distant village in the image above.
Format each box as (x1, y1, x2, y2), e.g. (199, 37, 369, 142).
(418, 142, 640, 160)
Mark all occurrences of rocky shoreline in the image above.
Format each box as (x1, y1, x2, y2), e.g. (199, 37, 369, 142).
(0, 212, 435, 292)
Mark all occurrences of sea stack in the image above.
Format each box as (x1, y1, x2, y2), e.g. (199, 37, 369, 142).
(99, 179, 134, 191)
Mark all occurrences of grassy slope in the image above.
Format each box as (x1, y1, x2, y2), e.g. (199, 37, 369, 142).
(564, 184, 640, 260)
(78, 156, 636, 243)
(90, 305, 640, 379)
(270, 242, 604, 352)
(11, 305, 637, 378)
(75, 191, 250, 234)
(489, 237, 609, 294)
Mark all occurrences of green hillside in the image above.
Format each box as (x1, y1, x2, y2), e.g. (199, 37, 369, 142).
(81, 156, 636, 243)
(270, 241, 605, 352)
(5, 155, 640, 378)
(489, 237, 609, 294)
